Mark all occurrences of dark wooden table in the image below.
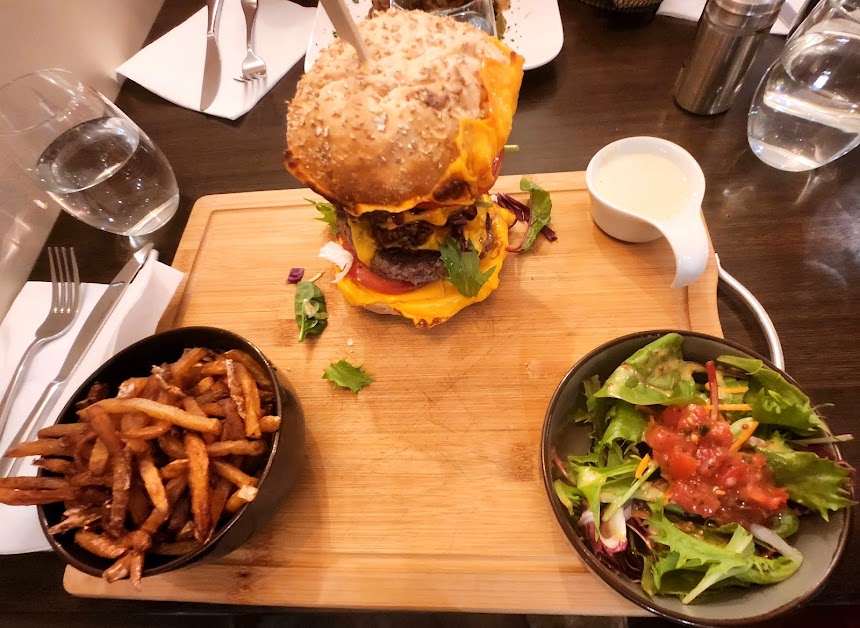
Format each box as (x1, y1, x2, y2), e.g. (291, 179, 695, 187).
(5, 0, 857, 623)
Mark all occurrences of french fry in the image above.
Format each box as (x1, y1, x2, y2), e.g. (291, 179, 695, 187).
(160, 459, 189, 480)
(176, 520, 196, 542)
(167, 496, 190, 533)
(103, 554, 132, 583)
(128, 482, 151, 527)
(69, 471, 112, 488)
(48, 507, 101, 535)
(209, 478, 232, 529)
(184, 433, 211, 543)
(138, 376, 161, 400)
(192, 376, 214, 395)
(33, 457, 75, 475)
(129, 550, 144, 589)
(206, 440, 266, 457)
(86, 406, 125, 456)
(211, 460, 258, 488)
(75, 530, 127, 559)
(237, 363, 262, 438)
(118, 529, 152, 552)
(182, 398, 217, 445)
(121, 422, 171, 440)
(225, 485, 258, 513)
(5, 439, 71, 458)
(0, 476, 70, 490)
(151, 540, 203, 556)
(259, 415, 282, 433)
(93, 398, 221, 434)
(117, 377, 149, 399)
(0, 487, 77, 505)
(199, 359, 227, 377)
(37, 423, 89, 439)
(222, 349, 273, 392)
(89, 439, 109, 475)
(170, 347, 209, 386)
(108, 449, 132, 537)
(158, 431, 187, 459)
(138, 448, 168, 513)
(220, 400, 246, 442)
(164, 474, 188, 506)
(195, 380, 228, 405)
(153, 372, 185, 399)
(199, 402, 226, 417)
(75, 382, 110, 410)
(140, 507, 169, 536)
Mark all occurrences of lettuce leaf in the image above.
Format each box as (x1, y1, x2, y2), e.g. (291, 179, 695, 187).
(322, 359, 374, 393)
(717, 356, 827, 434)
(553, 480, 582, 517)
(568, 459, 638, 534)
(598, 402, 648, 453)
(595, 334, 704, 406)
(308, 198, 337, 235)
(644, 503, 802, 604)
(757, 433, 855, 519)
(439, 237, 495, 298)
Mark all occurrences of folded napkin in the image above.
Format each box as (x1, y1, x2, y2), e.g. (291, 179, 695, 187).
(658, 0, 808, 36)
(117, 0, 316, 120)
(0, 252, 183, 554)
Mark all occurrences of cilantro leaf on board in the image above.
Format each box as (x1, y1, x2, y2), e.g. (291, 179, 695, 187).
(323, 359, 374, 393)
(517, 177, 553, 252)
(439, 237, 495, 298)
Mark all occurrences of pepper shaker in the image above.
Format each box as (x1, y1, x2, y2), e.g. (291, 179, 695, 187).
(673, 0, 786, 115)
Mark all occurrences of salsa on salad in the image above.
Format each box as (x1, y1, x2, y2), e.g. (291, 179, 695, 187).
(552, 334, 855, 604)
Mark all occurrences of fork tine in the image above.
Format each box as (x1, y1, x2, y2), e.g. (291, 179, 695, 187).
(60, 247, 71, 314)
(48, 247, 60, 312)
(69, 247, 80, 317)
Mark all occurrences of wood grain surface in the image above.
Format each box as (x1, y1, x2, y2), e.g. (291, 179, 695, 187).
(63, 172, 721, 611)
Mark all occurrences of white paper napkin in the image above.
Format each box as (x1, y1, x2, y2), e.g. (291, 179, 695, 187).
(658, 0, 809, 36)
(117, 0, 316, 120)
(0, 252, 183, 554)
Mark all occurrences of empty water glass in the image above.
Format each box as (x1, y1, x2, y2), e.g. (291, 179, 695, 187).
(747, 0, 860, 171)
(0, 69, 179, 236)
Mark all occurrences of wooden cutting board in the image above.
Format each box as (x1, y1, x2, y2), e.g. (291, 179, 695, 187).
(64, 171, 722, 613)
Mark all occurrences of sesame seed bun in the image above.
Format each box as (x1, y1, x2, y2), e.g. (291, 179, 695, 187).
(285, 10, 524, 215)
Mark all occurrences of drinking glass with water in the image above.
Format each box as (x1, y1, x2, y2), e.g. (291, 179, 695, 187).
(0, 69, 179, 236)
(747, 0, 860, 172)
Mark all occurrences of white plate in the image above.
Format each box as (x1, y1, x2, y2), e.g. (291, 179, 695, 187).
(303, 0, 564, 73)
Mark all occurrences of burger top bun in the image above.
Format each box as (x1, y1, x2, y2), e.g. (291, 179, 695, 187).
(285, 10, 524, 215)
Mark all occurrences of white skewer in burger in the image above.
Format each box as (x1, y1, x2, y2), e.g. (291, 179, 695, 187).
(285, 10, 524, 328)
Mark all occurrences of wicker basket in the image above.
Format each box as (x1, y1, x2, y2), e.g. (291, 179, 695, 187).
(577, 0, 664, 13)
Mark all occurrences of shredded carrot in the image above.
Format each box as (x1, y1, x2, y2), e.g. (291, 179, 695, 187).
(729, 420, 759, 452)
(664, 488, 673, 501)
(704, 403, 752, 412)
(635, 454, 652, 479)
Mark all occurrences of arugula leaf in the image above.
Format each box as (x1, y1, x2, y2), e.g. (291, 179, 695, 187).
(595, 334, 704, 406)
(598, 402, 648, 454)
(308, 198, 337, 235)
(518, 178, 553, 252)
(323, 359, 374, 393)
(717, 355, 828, 434)
(438, 237, 495, 297)
(757, 433, 855, 519)
(645, 503, 801, 604)
(553, 480, 583, 517)
(294, 280, 328, 342)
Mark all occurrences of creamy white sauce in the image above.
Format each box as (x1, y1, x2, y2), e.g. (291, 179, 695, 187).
(594, 152, 690, 220)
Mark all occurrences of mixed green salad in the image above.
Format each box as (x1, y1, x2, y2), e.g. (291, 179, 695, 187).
(552, 333, 855, 604)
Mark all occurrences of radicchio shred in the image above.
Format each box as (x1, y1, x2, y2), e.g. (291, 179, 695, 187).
(494, 192, 558, 250)
(286, 268, 305, 284)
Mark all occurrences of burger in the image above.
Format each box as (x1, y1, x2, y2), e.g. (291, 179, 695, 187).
(285, 10, 524, 327)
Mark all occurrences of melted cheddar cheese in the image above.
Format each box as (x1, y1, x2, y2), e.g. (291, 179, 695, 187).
(336, 204, 516, 328)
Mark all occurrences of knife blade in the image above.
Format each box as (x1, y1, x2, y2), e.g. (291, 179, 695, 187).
(0, 244, 154, 478)
(200, 0, 225, 110)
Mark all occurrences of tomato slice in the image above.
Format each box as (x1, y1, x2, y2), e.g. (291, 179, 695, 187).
(339, 239, 421, 295)
(348, 258, 419, 295)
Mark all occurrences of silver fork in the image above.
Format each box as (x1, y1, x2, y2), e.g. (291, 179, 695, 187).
(234, 0, 266, 82)
(0, 247, 80, 437)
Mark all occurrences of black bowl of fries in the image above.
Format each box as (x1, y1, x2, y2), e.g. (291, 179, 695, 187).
(6, 326, 304, 586)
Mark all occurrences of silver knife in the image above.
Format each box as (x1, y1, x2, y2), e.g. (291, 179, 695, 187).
(200, 0, 225, 110)
(0, 244, 153, 478)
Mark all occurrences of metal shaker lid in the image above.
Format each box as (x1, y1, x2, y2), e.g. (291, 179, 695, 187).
(708, 0, 786, 29)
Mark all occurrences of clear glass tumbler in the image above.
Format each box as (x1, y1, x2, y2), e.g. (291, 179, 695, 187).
(0, 69, 179, 236)
(390, 0, 497, 37)
(747, 0, 860, 172)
